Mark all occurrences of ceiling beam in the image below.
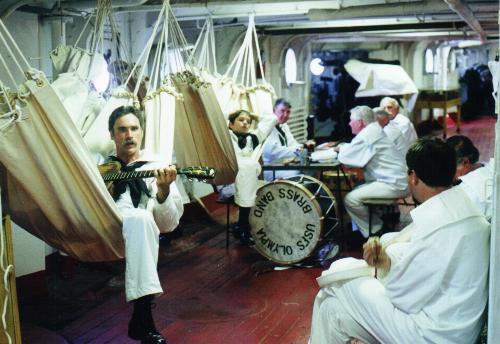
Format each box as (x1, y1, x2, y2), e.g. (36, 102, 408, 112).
(117, 0, 341, 19)
(307, 1, 451, 21)
(443, 0, 487, 42)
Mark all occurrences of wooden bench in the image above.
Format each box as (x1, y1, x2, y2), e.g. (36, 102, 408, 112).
(362, 198, 416, 236)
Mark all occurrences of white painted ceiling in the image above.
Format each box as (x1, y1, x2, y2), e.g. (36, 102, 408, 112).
(1, 0, 498, 42)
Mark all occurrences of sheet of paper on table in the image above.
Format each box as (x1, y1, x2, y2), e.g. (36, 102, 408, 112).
(311, 148, 337, 162)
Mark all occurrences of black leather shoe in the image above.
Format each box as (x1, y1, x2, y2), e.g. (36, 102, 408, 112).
(239, 231, 255, 246)
(128, 316, 154, 340)
(140, 331, 167, 344)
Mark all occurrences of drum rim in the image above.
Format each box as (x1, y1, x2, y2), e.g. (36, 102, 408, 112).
(251, 175, 337, 265)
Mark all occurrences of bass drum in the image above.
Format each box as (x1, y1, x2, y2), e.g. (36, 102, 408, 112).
(249, 175, 338, 264)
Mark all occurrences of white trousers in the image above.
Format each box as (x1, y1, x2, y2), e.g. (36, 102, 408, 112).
(122, 208, 163, 302)
(310, 277, 422, 344)
(344, 181, 408, 237)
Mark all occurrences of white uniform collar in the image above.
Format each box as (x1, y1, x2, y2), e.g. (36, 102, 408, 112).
(410, 186, 483, 239)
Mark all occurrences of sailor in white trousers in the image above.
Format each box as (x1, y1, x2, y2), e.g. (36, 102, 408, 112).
(337, 106, 408, 237)
(103, 105, 184, 344)
(310, 139, 490, 344)
(115, 155, 183, 302)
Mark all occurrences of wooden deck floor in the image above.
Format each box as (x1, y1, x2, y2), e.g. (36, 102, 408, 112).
(61, 236, 319, 344)
(18, 115, 496, 344)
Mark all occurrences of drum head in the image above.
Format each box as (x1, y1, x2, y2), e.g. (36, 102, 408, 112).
(249, 177, 326, 264)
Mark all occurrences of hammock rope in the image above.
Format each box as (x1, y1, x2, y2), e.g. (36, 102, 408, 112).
(187, 17, 218, 74)
(0, 217, 13, 344)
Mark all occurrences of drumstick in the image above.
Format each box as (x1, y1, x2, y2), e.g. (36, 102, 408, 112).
(375, 243, 380, 264)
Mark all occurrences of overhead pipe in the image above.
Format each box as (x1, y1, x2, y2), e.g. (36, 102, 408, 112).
(61, 0, 149, 11)
(1, 0, 149, 19)
(310, 32, 472, 43)
(444, 0, 487, 42)
(1, 0, 37, 20)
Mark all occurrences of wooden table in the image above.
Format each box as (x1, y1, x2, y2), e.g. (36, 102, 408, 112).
(414, 89, 461, 138)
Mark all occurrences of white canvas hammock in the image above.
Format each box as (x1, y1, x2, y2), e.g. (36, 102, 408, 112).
(50, 45, 107, 134)
(187, 15, 277, 163)
(228, 16, 274, 117)
(81, 0, 179, 161)
(215, 15, 276, 161)
(131, 1, 179, 161)
(52, 0, 135, 155)
(161, 3, 237, 185)
(0, 20, 124, 262)
(215, 15, 275, 120)
(49, 1, 119, 133)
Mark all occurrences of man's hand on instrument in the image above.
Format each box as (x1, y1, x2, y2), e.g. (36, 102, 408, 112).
(363, 236, 391, 272)
(155, 165, 177, 203)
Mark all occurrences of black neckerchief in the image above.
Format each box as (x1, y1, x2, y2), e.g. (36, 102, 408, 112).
(109, 156, 151, 208)
(275, 125, 288, 146)
(234, 132, 259, 150)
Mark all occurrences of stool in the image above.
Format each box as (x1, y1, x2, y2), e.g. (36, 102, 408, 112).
(216, 196, 235, 249)
(362, 198, 400, 237)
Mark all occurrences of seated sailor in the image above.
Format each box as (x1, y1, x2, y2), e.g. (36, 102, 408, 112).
(335, 105, 408, 238)
(99, 105, 184, 344)
(446, 134, 493, 221)
(310, 138, 490, 344)
(380, 96, 418, 151)
(262, 98, 315, 180)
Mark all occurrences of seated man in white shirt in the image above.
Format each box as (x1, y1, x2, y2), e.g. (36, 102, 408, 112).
(262, 98, 314, 180)
(336, 105, 408, 238)
(380, 96, 418, 150)
(103, 106, 184, 343)
(310, 138, 490, 344)
(446, 135, 493, 221)
(373, 106, 406, 157)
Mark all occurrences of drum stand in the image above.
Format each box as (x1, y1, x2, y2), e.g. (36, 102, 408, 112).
(293, 175, 340, 242)
(321, 166, 354, 252)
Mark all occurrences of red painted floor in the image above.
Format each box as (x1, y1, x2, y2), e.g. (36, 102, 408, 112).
(55, 235, 321, 344)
